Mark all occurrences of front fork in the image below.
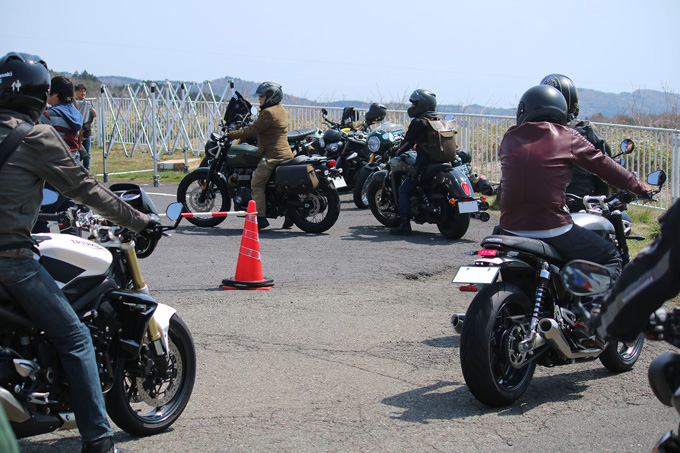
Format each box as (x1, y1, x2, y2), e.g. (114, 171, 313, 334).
(519, 260, 551, 353)
(121, 240, 168, 366)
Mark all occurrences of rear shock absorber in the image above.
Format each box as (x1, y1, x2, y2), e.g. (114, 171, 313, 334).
(519, 260, 551, 352)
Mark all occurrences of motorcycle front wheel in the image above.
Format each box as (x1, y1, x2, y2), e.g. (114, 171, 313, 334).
(352, 167, 374, 209)
(599, 334, 644, 372)
(177, 171, 231, 227)
(460, 282, 536, 407)
(366, 177, 400, 227)
(107, 314, 196, 436)
(290, 178, 340, 234)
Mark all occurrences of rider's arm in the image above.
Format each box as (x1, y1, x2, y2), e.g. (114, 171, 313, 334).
(229, 109, 273, 141)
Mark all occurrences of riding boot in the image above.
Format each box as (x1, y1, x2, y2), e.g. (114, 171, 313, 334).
(390, 218, 412, 236)
(282, 214, 294, 229)
(257, 217, 269, 230)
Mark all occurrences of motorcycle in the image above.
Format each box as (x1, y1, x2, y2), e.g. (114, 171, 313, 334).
(0, 184, 196, 438)
(178, 91, 341, 232)
(450, 165, 666, 407)
(560, 260, 680, 452)
(366, 148, 490, 240)
(352, 122, 405, 209)
(319, 104, 387, 190)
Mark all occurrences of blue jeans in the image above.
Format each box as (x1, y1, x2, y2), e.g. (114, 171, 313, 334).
(0, 257, 112, 443)
(397, 177, 414, 218)
(81, 136, 91, 171)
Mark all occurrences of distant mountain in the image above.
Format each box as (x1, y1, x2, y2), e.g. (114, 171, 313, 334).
(97, 76, 680, 119)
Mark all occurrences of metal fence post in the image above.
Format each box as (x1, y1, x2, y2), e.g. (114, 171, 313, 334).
(150, 83, 159, 187)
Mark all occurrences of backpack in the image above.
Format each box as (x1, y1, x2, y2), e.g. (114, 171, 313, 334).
(425, 119, 457, 162)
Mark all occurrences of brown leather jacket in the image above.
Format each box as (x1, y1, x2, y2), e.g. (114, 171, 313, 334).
(499, 122, 647, 231)
(0, 110, 149, 250)
(229, 104, 293, 160)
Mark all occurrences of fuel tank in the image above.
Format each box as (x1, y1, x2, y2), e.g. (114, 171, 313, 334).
(572, 213, 615, 239)
(226, 144, 259, 168)
(33, 234, 112, 289)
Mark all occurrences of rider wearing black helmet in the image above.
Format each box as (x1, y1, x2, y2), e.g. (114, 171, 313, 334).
(390, 89, 439, 235)
(540, 74, 613, 211)
(0, 51, 152, 453)
(498, 84, 649, 280)
(228, 81, 294, 229)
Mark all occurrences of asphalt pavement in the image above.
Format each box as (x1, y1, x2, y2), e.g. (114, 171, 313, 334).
(20, 182, 678, 452)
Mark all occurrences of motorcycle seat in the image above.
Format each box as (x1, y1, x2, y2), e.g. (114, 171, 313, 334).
(279, 156, 310, 167)
(425, 162, 453, 180)
(288, 128, 318, 142)
(481, 235, 564, 262)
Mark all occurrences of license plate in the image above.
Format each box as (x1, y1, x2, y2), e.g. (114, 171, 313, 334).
(332, 176, 347, 189)
(452, 266, 500, 284)
(457, 200, 479, 214)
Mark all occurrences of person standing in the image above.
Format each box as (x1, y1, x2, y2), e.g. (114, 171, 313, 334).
(228, 82, 294, 229)
(75, 83, 97, 170)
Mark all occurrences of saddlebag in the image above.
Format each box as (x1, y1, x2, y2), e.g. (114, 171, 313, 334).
(276, 164, 319, 194)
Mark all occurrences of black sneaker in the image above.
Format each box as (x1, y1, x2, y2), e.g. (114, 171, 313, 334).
(282, 215, 294, 229)
(82, 436, 132, 453)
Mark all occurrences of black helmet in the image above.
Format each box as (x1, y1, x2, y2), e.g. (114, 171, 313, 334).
(407, 89, 436, 118)
(516, 85, 568, 125)
(254, 81, 283, 108)
(0, 52, 50, 122)
(540, 73, 579, 116)
(365, 103, 387, 124)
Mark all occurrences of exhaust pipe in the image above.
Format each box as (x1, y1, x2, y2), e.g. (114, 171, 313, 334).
(538, 318, 600, 360)
(451, 314, 465, 334)
(0, 387, 30, 423)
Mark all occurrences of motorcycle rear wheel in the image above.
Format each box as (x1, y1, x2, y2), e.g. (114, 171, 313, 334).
(352, 167, 373, 209)
(366, 177, 400, 227)
(460, 282, 536, 407)
(107, 314, 196, 436)
(599, 334, 644, 373)
(434, 188, 470, 239)
(177, 172, 231, 227)
(290, 178, 340, 234)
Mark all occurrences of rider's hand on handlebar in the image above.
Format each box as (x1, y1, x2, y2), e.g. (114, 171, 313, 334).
(141, 213, 161, 238)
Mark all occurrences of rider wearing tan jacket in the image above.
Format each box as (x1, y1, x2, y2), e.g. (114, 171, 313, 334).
(228, 82, 294, 229)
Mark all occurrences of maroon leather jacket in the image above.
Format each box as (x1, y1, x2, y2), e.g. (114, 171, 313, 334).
(499, 122, 647, 231)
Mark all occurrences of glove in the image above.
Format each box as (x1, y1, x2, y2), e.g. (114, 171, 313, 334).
(141, 213, 161, 238)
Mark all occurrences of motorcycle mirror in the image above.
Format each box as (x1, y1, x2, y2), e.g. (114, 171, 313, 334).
(166, 202, 183, 222)
(41, 189, 59, 206)
(321, 108, 328, 116)
(444, 114, 454, 121)
(620, 138, 635, 155)
(615, 158, 626, 167)
(648, 352, 680, 407)
(647, 170, 667, 187)
(210, 132, 220, 142)
(560, 259, 612, 296)
(250, 106, 258, 116)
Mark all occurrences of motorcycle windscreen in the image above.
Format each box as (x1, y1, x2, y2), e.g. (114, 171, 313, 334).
(224, 91, 253, 124)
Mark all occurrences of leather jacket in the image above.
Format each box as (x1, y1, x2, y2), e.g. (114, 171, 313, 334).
(0, 110, 149, 251)
(566, 116, 613, 198)
(499, 121, 646, 232)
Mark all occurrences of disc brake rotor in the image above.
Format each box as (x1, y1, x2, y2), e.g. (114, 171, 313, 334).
(189, 184, 216, 211)
(135, 341, 182, 406)
(502, 324, 530, 369)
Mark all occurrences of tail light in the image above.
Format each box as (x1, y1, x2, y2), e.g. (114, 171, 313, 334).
(462, 182, 471, 196)
(459, 285, 478, 292)
(328, 159, 337, 168)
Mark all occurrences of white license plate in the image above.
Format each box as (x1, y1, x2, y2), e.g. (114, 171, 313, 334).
(452, 266, 500, 284)
(457, 200, 479, 214)
(332, 176, 347, 189)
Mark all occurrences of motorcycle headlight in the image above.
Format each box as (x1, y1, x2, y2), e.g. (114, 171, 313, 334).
(327, 142, 340, 152)
(367, 135, 381, 153)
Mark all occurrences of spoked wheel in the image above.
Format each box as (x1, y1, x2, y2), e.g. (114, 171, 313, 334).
(434, 188, 470, 240)
(107, 314, 196, 436)
(290, 179, 340, 234)
(599, 333, 644, 373)
(366, 177, 400, 227)
(352, 167, 374, 209)
(177, 171, 231, 227)
(460, 283, 536, 407)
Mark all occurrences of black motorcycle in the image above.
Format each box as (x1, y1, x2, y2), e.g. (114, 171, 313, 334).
(319, 104, 387, 190)
(177, 91, 341, 233)
(366, 149, 490, 239)
(1, 185, 196, 439)
(451, 168, 666, 406)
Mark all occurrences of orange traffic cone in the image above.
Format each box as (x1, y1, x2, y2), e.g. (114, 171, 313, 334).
(221, 200, 274, 290)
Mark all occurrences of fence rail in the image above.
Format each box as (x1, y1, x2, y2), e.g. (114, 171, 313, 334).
(95, 81, 680, 209)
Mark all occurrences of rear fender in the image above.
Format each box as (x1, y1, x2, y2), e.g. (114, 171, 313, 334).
(436, 167, 474, 199)
(371, 169, 388, 185)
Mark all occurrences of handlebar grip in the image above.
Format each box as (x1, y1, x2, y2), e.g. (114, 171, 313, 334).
(36, 213, 64, 222)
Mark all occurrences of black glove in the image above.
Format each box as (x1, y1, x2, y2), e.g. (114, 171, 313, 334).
(141, 213, 161, 237)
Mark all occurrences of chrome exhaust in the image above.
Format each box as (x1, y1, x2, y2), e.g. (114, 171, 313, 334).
(538, 318, 601, 359)
(451, 314, 465, 334)
(0, 387, 30, 423)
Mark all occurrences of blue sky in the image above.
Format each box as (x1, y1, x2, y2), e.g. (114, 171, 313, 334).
(2, 0, 678, 108)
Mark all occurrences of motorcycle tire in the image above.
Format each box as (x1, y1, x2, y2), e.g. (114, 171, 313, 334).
(107, 314, 196, 436)
(177, 171, 231, 227)
(290, 178, 340, 234)
(366, 177, 400, 227)
(599, 334, 644, 373)
(352, 167, 374, 209)
(434, 187, 470, 240)
(460, 282, 536, 407)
